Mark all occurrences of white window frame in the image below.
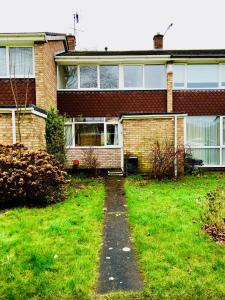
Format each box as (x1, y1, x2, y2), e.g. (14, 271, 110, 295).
(0, 46, 35, 78)
(64, 117, 121, 149)
(173, 63, 225, 90)
(57, 64, 166, 91)
(184, 115, 225, 167)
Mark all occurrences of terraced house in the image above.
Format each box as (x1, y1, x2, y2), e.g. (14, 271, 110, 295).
(1, 32, 225, 172)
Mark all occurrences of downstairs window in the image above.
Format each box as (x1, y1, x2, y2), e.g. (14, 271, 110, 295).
(186, 116, 225, 166)
(64, 117, 120, 147)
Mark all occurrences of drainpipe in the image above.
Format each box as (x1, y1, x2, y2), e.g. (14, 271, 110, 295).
(174, 115, 178, 178)
(11, 109, 16, 144)
(120, 122, 124, 172)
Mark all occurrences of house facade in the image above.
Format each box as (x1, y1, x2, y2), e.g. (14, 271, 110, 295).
(1, 32, 225, 172)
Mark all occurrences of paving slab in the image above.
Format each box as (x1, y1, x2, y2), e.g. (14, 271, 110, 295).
(97, 177, 143, 293)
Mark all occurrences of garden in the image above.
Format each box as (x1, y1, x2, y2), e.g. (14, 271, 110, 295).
(0, 111, 224, 299)
(0, 173, 224, 300)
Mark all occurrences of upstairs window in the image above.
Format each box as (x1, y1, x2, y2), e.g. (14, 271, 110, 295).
(100, 65, 119, 89)
(9, 47, 33, 76)
(144, 65, 165, 89)
(124, 65, 143, 88)
(221, 64, 225, 87)
(58, 64, 166, 90)
(0, 47, 6, 76)
(0, 46, 33, 77)
(173, 64, 224, 89)
(187, 64, 218, 88)
(173, 64, 185, 88)
(80, 66, 98, 88)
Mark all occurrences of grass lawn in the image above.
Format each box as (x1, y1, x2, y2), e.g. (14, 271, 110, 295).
(0, 178, 104, 300)
(125, 173, 225, 300)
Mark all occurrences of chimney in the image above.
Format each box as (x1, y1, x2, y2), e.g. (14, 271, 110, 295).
(153, 33, 163, 49)
(66, 34, 76, 50)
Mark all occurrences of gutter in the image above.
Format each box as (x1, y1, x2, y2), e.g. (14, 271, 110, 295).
(55, 55, 170, 64)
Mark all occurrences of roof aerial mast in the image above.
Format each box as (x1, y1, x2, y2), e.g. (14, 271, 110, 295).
(73, 12, 79, 37)
(163, 23, 173, 37)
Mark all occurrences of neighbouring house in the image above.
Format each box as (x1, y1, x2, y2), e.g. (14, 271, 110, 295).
(1, 32, 225, 172)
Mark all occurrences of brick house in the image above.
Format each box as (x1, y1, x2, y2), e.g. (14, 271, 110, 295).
(1, 32, 225, 172)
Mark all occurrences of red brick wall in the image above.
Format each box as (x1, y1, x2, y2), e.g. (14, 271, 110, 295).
(173, 90, 225, 115)
(57, 90, 167, 117)
(0, 79, 36, 105)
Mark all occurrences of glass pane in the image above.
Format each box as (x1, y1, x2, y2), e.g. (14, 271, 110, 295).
(65, 125, 73, 147)
(75, 124, 104, 146)
(107, 124, 119, 145)
(187, 116, 220, 146)
(173, 64, 185, 88)
(124, 65, 143, 88)
(0, 47, 6, 76)
(222, 149, 225, 165)
(190, 148, 220, 165)
(9, 47, 33, 76)
(144, 65, 165, 89)
(221, 64, 225, 87)
(80, 66, 97, 88)
(100, 65, 119, 89)
(223, 118, 225, 145)
(187, 64, 218, 88)
(58, 65, 78, 89)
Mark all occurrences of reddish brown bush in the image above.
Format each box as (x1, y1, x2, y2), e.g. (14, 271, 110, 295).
(0, 143, 67, 206)
(151, 141, 184, 180)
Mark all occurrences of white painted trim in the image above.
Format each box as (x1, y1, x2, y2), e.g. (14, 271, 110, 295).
(45, 36, 66, 41)
(119, 122, 124, 171)
(55, 55, 170, 65)
(0, 107, 47, 118)
(174, 115, 178, 177)
(31, 109, 47, 119)
(66, 146, 121, 149)
(120, 114, 187, 122)
(198, 165, 225, 168)
(0, 37, 45, 42)
(11, 109, 16, 144)
(57, 88, 167, 92)
(220, 116, 223, 165)
(184, 115, 187, 147)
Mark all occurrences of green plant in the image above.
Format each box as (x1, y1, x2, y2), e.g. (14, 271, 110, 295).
(46, 108, 66, 166)
(204, 187, 225, 231)
(0, 143, 67, 206)
(151, 141, 184, 180)
(81, 147, 100, 176)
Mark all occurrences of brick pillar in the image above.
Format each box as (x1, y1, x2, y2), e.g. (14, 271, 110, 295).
(167, 64, 173, 113)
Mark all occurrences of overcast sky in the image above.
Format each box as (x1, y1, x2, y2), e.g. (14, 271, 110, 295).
(1, 0, 225, 50)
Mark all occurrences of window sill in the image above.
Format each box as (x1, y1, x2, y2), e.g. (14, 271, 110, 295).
(58, 88, 166, 92)
(0, 76, 35, 79)
(66, 146, 121, 149)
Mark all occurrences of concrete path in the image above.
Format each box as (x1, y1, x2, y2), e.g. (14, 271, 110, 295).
(97, 177, 143, 293)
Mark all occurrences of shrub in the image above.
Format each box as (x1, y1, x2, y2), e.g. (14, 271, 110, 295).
(204, 187, 225, 232)
(151, 141, 183, 180)
(0, 143, 67, 207)
(46, 108, 66, 166)
(82, 148, 100, 176)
